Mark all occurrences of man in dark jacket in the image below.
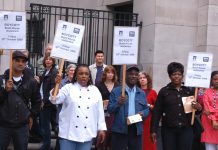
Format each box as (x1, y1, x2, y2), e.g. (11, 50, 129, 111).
(0, 51, 41, 150)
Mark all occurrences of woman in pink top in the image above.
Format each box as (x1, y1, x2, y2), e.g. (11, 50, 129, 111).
(201, 71, 218, 150)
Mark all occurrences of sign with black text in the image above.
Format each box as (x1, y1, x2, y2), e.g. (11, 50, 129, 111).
(185, 52, 213, 88)
(51, 20, 85, 63)
(113, 26, 139, 64)
(0, 11, 26, 49)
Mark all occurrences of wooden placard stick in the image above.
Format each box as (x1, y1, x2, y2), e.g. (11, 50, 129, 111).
(121, 64, 126, 97)
(191, 87, 198, 125)
(52, 58, 65, 100)
(9, 49, 13, 80)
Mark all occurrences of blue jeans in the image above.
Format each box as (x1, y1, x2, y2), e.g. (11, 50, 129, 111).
(40, 106, 52, 150)
(59, 138, 92, 150)
(161, 126, 193, 150)
(0, 125, 29, 150)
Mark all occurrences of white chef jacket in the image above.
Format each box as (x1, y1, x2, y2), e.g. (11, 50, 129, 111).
(50, 82, 107, 142)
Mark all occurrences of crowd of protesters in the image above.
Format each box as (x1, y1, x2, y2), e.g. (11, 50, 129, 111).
(0, 44, 218, 150)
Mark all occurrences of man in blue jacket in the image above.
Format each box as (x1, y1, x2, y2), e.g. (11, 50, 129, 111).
(108, 65, 149, 150)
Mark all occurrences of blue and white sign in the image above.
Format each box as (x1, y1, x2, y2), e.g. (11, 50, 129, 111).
(113, 26, 139, 65)
(0, 11, 26, 49)
(185, 52, 213, 88)
(51, 20, 85, 63)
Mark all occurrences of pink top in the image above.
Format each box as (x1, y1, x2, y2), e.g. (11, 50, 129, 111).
(201, 88, 218, 144)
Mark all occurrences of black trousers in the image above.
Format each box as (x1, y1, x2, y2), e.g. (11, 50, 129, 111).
(161, 126, 193, 150)
(0, 125, 29, 150)
(111, 125, 142, 150)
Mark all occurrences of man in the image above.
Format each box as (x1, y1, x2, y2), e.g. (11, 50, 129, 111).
(22, 49, 35, 76)
(0, 51, 41, 150)
(89, 50, 107, 85)
(108, 65, 150, 150)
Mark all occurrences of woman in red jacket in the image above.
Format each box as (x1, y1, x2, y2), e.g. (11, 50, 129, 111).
(138, 71, 157, 150)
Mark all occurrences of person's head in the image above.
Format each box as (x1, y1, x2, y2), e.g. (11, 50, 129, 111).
(167, 62, 184, 86)
(95, 50, 104, 65)
(72, 64, 93, 86)
(211, 71, 218, 89)
(22, 49, 29, 58)
(12, 51, 28, 72)
(101, 65, 118, 83)
(66, 64, 76, 79)
(126, 65, 140, 88)
(43, 54, 56, 69)
(44, 43, 53, 56)
(138, 71, 152, 90)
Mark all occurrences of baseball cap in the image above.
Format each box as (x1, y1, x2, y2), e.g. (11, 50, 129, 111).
(126, 65, 140, 72)
(12, 51, 28, 61)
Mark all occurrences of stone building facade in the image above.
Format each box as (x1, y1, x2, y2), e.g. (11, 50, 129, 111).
(0, 0, 218, 91)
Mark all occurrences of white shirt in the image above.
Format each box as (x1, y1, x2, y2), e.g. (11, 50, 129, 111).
(50, 82, 107, 142)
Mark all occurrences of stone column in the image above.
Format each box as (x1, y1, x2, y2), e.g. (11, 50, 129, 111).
(197, 0, 218, 70)
(0, 0, 25, 74)
(135, 0, 198, 91)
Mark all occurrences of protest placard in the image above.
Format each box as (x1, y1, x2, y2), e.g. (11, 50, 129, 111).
(51, 20, 85, 63)
(185, 52, 213, 125)
(0, 11, 26, 49)
(113, 26, 139, 96)
(113, 26, 139, 65)
(185, 52, 213, 88)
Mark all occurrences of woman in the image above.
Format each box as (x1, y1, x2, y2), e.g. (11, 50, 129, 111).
(201, 71, 218, 150)
(56, 64, 77, 150)
(50, 64, 106, 150)
(60, 64, 76, 88)
(138, 72, 157, 150)
(150, 62, 202, 150)
(96, 65, 119, 150)
(39, 54, 58, 150)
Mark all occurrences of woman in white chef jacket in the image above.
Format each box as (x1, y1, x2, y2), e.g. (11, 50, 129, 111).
(50, 64, 107, 150)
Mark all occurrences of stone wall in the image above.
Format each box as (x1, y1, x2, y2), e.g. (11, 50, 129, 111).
(0, 0, 25, 74)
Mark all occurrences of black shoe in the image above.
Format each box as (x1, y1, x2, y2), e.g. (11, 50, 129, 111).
(29, 134, 42, 143)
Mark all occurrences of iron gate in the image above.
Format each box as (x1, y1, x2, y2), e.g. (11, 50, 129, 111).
(27, 3, 140, 68)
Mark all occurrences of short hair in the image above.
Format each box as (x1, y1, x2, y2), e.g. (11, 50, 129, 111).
(101, 65, 118, 83)
(138, 71, 153, 90)
(167, 62, 184, 76)
(95, 50, 104, 56)
(72, 64, 93, 86)
(66, 64, 76, 73)
(42, 54, 56, 68)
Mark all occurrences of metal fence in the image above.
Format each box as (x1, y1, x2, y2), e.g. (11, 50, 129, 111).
(27, 3, 139, 71)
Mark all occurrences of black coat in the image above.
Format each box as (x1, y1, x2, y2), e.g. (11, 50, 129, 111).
(40, 67, 58, 107)
(150, 83, 195, 133)
(0, 70, 41, 128)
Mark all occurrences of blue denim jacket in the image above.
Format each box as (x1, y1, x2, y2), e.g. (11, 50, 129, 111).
(108, 86, 149, 135)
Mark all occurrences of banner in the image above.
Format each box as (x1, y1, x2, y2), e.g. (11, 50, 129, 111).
(0, 11, 26, 49)
(113, 26, 139, 65)
(51, 20, 85, 63)
(185, 52, 213, 88)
